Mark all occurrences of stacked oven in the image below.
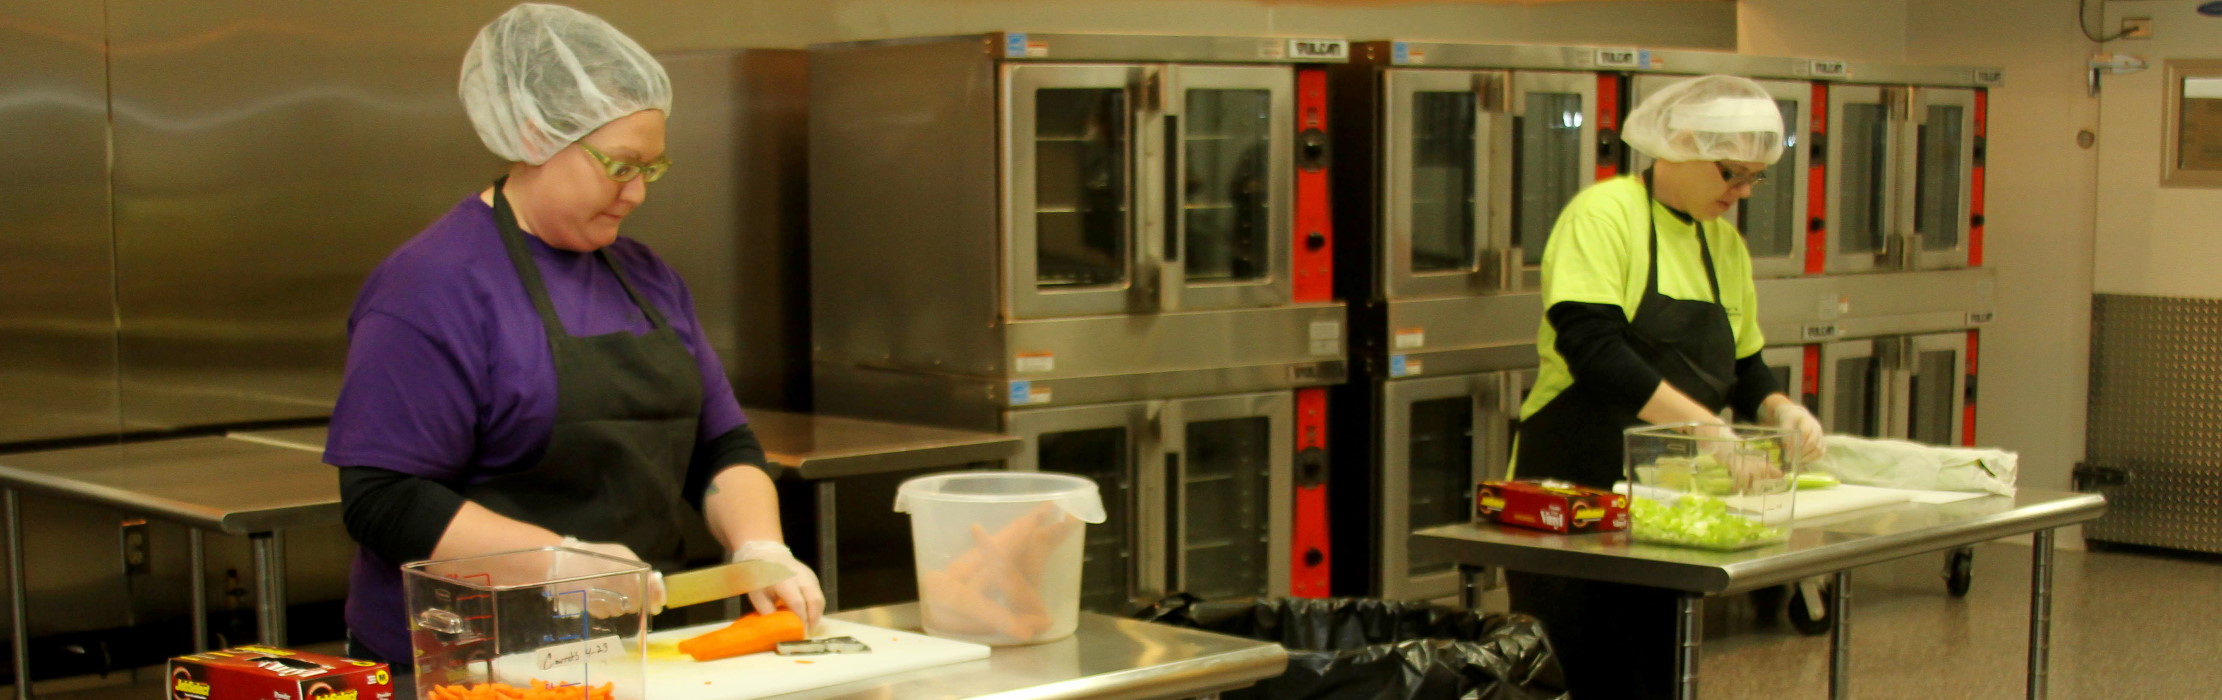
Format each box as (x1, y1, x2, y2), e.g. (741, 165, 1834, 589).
(1329, 42, 2001, 600)
(809, 34, 1349, 612)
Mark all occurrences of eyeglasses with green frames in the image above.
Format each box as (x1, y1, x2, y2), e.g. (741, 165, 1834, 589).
(577, 140, 672, 183)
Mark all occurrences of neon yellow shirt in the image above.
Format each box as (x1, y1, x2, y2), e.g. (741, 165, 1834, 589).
(1518, 175, 1767, 421)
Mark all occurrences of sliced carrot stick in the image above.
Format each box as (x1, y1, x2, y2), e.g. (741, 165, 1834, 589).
(968, 523, 1049, 619)
(675, 610, 807, 661)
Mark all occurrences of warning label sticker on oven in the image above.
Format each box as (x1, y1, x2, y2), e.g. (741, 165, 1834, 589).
(1005, 33, 1048, 58)
(1009, 381, 1052, 406)
(1015, 352, 1055, 373)
(1390, 355, 1422, 378)
(1394, 328, 1425, 350)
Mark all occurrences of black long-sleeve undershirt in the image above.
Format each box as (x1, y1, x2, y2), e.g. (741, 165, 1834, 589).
(337, 423, 772, 564)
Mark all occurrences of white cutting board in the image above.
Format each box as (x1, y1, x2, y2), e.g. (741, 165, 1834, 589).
(639, 618, 990, 699)
(1778, 484, 1917, 521)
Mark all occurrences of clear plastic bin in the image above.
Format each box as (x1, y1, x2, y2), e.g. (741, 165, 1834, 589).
(1623, 423, 1799, 550)
(894, 471, 1106, 646)
(404, 547, 651, 700)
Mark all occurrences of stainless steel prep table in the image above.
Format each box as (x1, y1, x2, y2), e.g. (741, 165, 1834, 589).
(0, 435, 340, 693)
(1413, 489, 2105, 700)
(768, 602, 1288, 700)
(233, 409, 1022, 610)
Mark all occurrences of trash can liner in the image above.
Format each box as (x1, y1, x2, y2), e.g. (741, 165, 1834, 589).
(1134, 595, 1570, 700)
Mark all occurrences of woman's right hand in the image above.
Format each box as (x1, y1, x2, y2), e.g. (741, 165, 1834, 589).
(1692, 423, 1783, 492)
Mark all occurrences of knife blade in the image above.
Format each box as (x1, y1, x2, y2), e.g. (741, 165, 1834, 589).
(659, 559, 795, 609)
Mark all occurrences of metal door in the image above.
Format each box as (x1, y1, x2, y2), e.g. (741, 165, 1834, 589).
(1379, 372, 1516, 601)
(1006, 401, 1159, 612)
(1167, 391, 1294, 602)
(1818, 339, 1887, 438)
(1382, 69, 1513, 298)
(1902, 332, 1970, 445)
(1005, 64, 1143, 318)
(1824, 85, 1903, 274)
(1911, 88, 1977, 270)
(1510, 71, 1600, 287)
(1169, 66, 1295, 310)
(1742, 345, 1811, 424)
(1630, 76, 1813, 279)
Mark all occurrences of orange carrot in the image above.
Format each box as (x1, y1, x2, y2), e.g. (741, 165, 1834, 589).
(968, 523, 1048, 618)
(676, 610, 807, 661)
(424, 681, 614, 700)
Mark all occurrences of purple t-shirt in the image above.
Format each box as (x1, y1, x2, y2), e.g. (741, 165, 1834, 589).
(327, 195, 747, 661)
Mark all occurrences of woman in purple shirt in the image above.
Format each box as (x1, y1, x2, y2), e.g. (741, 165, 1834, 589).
(325, 3, 821, 670)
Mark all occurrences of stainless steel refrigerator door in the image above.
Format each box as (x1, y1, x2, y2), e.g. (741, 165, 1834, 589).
(1379, 373, 1513, 601)
(1383, 69, 1513, 298)
(1819, 339, 1887, 438)
(1510, 71, 1599, 288)
(1903, 332, 1969, 445)
(1824, 85, 1901, 274)
(1911, 88, 1977, 271)
(1168, 65, 1295, 311)
(1006, 401, 1160, 612)
(1166, 391, 1293, 601)
(1004, 64, 1144, 319)
(1629, 76, 1813, 279)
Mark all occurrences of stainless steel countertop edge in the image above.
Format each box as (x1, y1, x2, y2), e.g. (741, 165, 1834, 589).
(1713, 492, 2107, 594)
(777, 440, 1022, 480)
(0, 464, 233, 531)
(965, 645, 1292, 700)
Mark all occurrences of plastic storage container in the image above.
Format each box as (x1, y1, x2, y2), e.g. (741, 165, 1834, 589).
(894, 471, 1107, 645)
(1623, 423, 1799, 550)
(404, 547, 651, 700)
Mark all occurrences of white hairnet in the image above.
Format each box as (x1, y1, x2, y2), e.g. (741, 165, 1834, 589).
(1622, 75, 1785, 165)
(459, 3, 671, 165)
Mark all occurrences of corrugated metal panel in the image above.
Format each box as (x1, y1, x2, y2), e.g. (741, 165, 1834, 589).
(2083, 293, 2222, 552)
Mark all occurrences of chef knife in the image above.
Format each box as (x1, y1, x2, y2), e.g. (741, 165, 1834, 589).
(657, 559, 796, 609)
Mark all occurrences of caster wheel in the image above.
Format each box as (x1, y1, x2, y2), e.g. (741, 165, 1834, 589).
(1946, 547, 1975, 597)
(1788, 581, 1834, 636)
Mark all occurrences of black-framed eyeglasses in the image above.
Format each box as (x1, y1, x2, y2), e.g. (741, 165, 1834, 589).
(577, 140, 672, 183)
(1716, 162, 1766, 189)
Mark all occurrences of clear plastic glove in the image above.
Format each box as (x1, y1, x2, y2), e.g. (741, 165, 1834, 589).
(1691, 423, 1783, 493)
(1763, 402, 1827, 466)
(555, 536, 665, 617)
(733, 540, 824, 630)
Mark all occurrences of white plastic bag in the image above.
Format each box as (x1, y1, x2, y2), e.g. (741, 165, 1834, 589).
(1811, 435, 2018, 497)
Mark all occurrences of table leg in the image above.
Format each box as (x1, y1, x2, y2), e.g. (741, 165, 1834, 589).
(2029, 528, 2056, 699)
(1829, 571, 1852, 700)
(1458, 564, 1480, 610)
(6, 490, 29, 700)
(190, 529, 207, 653)
(817, 481, 839, 612)
(251, 532, 287, 646)
(1675, 593, 1701, 700)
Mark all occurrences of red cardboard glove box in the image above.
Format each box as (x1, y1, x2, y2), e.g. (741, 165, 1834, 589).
(169, 646, 392, 700)
(1476, 480, 1630, 533)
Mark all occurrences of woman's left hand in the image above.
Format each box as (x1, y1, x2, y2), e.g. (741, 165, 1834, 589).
(734, 540, 825, 630)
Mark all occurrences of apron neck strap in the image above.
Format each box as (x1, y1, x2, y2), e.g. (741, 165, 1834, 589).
(489, 177, 670, 337)
(1638, 169, 1725, 304)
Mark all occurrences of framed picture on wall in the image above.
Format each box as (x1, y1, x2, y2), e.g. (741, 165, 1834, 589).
(2163, 59, 2222, 187)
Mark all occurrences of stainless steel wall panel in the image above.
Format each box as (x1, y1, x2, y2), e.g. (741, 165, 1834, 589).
(106, 2, 501, 430)
(1002, 304, 1344, 378)
(2084, 294, 2222, 553)
(624, 49, 811, 410)
(0, 2, 121, 445)
(809, 38, 1005, 376)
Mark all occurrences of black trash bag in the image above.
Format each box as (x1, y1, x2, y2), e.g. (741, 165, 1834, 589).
(1134, 595, 1569, 700)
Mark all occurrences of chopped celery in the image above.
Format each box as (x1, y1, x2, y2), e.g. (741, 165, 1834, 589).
(1629, 495, 1783, 550)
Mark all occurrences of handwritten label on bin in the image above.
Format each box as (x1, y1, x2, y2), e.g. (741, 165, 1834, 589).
(537, 636, 621, 670)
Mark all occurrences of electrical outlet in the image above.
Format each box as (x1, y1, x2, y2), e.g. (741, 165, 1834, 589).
(2122, 17, 2154, 40)
(120, 519, 150, 575)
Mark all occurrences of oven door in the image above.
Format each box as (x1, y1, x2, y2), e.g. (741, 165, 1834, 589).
(1006, 400, 1158, 612)
(1823, 85, 1901, 274)
(1165, 65, 1296, 311)
(1629, 76, 1812, 279)
(1004, 63, 1145, 319)
(1383, 68, 1512, 299)
(1509, 71, 1600, 289)
(1819, 338, 1887, 438)
(1902, 331, 1970, 445)
(1911, 88, 1978, 271)
(1164, 391, 1294, 602)
(1379, 372, 1515, 601)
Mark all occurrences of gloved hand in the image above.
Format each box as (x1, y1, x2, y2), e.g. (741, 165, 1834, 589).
(1691, 423, 1783, 493)
(733, 540, 824, 630)
(1763, 402, 1827, 466)
(556, 536, 666, 617)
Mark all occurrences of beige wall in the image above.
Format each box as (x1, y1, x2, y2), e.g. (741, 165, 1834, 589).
(1907, 0, 2099, 499)
(1738, 0, 2101, 500)
(2095, 0, 2222, 298)
(1737, 0, 1906, 61)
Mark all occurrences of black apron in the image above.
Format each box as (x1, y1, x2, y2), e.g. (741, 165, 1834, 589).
(1507, 173, 1742, 700)
(1515, 171, 1739, 489)
(461, 178, 713, 572)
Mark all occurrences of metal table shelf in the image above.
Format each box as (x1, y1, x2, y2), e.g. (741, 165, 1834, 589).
(0, 436, 340, 699)
(1413, 488, 2106, 700)
(775, 602, 1288, 700)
